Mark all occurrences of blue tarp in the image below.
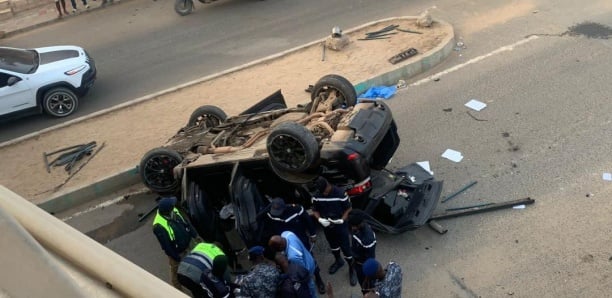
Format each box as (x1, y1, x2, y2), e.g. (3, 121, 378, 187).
(358, 85, 397, 101)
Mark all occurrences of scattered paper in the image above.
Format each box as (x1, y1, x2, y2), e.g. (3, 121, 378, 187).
(465, 99, 487, 111)
(441, 149, 463, 162)
(603, 173, 612, 181)
(513, 205, 526, 209)
(416, 161, 434, 175)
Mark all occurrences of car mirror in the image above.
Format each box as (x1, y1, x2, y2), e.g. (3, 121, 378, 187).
(7, 76, 21, 86)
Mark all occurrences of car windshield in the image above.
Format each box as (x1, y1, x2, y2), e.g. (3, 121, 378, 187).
(0, 48, 39, 74)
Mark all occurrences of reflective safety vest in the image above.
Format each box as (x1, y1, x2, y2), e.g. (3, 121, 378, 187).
(192, 242, 225, 260)
(152, 208, 185, 242)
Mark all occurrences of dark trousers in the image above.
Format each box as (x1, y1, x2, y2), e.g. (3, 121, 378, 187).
(69, 0, 87, 9)
(355, 262, 365, 288)
(177, 274, 206, 298)
(322, 222, 352, 258)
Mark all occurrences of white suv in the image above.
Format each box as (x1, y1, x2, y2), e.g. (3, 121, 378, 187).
(0, 45, 96, 119)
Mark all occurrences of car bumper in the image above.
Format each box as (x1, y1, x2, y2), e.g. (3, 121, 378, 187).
(77, 57, 97, 94)
(359, 163, 443, 234)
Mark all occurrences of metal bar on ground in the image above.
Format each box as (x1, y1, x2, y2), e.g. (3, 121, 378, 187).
(430, 197, 535, 221)
(54, 143, 106, 192)
(441, 180, 477, 203)
(445, 202, 494, 211)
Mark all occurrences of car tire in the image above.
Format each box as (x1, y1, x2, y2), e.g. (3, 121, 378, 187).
(186, 182, 216, 241)
(174, 0, 193, 16)
(231, 173, 265, 247)
(310, 74, 357, 111)
(267, 122, 319, 173)
(139, 147, 183, 193)
(187, 105, 228, 128)
(42, 87, 79, 117)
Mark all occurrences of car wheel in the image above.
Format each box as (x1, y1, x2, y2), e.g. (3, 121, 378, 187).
(174, 0, 193, 16)
(42, 87, 79, 117)
(231, 173, 265, 247)
(187, 105, 228, 128)
(267, 122, 319, 173)
(310, 74, 357, 111)
(139, 147, 183, 193)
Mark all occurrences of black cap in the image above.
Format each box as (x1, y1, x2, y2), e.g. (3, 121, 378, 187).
(157, 196, 177, 214)
(348, 211, 365, 226)
(269, 198, 286, 217)
(315, 176, 329, 194)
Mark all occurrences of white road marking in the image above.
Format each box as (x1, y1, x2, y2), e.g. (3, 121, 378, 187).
(61, 196, 125, 222)
(410, 35, 540, 87)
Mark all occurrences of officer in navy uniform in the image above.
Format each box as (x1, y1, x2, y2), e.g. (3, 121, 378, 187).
(348, 211, 377, 290)
(311, 176, 358, 286)
(263, 197, 327, 294)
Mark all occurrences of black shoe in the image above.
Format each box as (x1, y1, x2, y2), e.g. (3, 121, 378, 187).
(328, 260, 345, 274)
(316, 279, 326, 294)
(349, 268, 358, 286)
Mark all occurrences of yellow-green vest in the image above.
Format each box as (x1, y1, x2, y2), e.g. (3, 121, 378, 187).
(152, 208, 184, 241)
(192, 242, 225, 259)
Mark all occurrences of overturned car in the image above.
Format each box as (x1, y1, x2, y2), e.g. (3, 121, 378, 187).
(139, 74, 442, 255)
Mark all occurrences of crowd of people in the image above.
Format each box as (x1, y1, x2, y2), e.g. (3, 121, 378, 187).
(54, 0, 116, 18)
(151, 176, 403, 297)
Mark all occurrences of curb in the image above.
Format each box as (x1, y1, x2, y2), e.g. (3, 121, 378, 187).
(34, 17, 455, 213)
(0, 1, 126, 39)
(38, 166, 140, 214)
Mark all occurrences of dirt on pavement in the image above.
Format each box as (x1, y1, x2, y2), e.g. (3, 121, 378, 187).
(0, 17, 452, 204)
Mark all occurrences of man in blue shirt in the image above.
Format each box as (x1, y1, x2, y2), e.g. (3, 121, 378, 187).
(269, 231, 317, 297)
(264, 197, 326, 294)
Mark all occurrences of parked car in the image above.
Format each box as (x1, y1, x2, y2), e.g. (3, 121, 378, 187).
(139, 74, 442, 267)
(0, 46, 96, 120)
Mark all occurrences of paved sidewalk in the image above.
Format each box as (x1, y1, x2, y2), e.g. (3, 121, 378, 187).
(0, 0, 121, 38)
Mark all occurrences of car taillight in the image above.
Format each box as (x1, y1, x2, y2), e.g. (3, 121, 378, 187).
(347, 177, 372, 196)
(65, 65, 86, 75)
(347, 152, 359, 161)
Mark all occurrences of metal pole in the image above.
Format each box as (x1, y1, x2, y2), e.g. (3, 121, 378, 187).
(441, 180, 477, 203)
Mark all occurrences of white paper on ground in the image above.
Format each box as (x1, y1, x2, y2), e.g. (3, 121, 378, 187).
(416, 161, 434, 175)
(513, 205, 526, 209)
(465, 99, 487, 111)
(603, 173, 612, 181)
(441, 149, 463, 162)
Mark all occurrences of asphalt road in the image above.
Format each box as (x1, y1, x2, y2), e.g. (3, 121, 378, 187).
(27, 0, 612, 296)
(0, 0, 434, 142)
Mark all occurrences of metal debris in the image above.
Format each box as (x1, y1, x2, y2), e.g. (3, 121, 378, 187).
(388, 48, 418, 64)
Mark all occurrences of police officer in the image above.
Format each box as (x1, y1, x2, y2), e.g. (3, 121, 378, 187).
(200, 255, 233, 298)
(348, 211, 377, 290)
(311, 176, 358, 286)
(265, 197, 318, 251)
(264, 197, 326, 294)
(236, 246, 281, 298)
(362, 258, 403, 298)
(152, 196, 198, 289)
(177, 242, 226, 297)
